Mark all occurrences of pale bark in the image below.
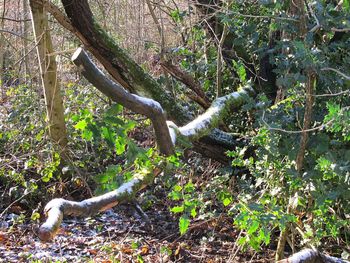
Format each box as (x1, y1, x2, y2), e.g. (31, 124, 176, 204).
(71, 48, 174, 156)
(216, 22, 228, 98)
(277, 249, 349, 263)
(29, 0, 68, 152)
(0, 0, 5, 95)
(22, 0, 30, 81)
(168, 85, 253, 144)
(39, 168, 161, 241)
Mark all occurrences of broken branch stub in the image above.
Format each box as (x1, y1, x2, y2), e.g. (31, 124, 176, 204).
(71, 48, 174, 156)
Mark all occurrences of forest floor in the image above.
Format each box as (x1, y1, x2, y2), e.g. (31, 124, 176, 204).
(0, 201, 276, 262)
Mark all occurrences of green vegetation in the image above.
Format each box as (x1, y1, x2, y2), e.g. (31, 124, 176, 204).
(0, 0, 349, 261)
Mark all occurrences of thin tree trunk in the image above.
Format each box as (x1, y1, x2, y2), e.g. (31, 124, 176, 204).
(22, 0, 30, 82)
(0, 0, 6, 99)
(276, 1, 315, 260)
(29, 0, 68, 154)
(216, 23, 228, 98)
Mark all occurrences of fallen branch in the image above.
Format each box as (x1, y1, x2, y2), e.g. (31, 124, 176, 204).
(36, 1, 256, 242)
(43, 0, 244, 162)
(168, 85, 253, 144)
(277, 249, 349, 263)
(39, 169, 160, 241)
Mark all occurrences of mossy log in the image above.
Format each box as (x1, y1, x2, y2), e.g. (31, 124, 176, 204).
(167, 85, 254, 144)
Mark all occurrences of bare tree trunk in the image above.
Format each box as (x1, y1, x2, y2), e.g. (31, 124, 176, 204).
(0, 0, 6, 99)
(29, 0, 68, 154)
(276, 1, 315, 260)
(22, 0, 30, 82)
(216, 23, 228, 98)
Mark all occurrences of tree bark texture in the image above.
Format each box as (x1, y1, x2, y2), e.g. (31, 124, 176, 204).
(29, 0, 68, 151)
(0, 1, 6, 100)
(160, 59, 211, 109)
(167, 85, 254, 143)
(39, 167, 161, 241)
(60, 0, 190, 124)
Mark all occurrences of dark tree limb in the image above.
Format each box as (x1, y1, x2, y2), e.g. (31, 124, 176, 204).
(160, 59, 211, 109)
(60, 0, 191, 123)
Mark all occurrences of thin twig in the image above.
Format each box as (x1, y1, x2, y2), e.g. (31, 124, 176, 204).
(331, 27, 350, 32)
(321, 67, 350, 81)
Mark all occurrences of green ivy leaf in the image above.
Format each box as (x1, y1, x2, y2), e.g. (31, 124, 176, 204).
(106, 103, 123, 115)
(115, 137, 126, 155)
(31, 212, 40, 221)
(247, 220, 260, 235)
(101, 126, 115, 147)
(184, 182, 195, 193)
(190, 208, 197, 218)
(223, 197, 232, 206)
(171, 206, 184, 213)
(179, 216, 190, 235)
(74, 119, 87, 130)
(82, 129, 93, 141)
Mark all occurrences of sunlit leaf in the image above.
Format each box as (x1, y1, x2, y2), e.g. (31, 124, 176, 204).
(179, 216, 190, 235)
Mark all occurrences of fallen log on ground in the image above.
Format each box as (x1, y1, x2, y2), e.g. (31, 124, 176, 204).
(39, 168, 160, 241)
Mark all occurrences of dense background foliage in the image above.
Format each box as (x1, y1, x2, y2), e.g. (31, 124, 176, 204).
(0, 0, 349, 261)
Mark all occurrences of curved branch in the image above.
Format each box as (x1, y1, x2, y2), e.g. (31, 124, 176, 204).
(168, 85, 254, 144)
(39, 169, 159, 241)
(40, 0, 249, 162)
(72, 48, 174, 156)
